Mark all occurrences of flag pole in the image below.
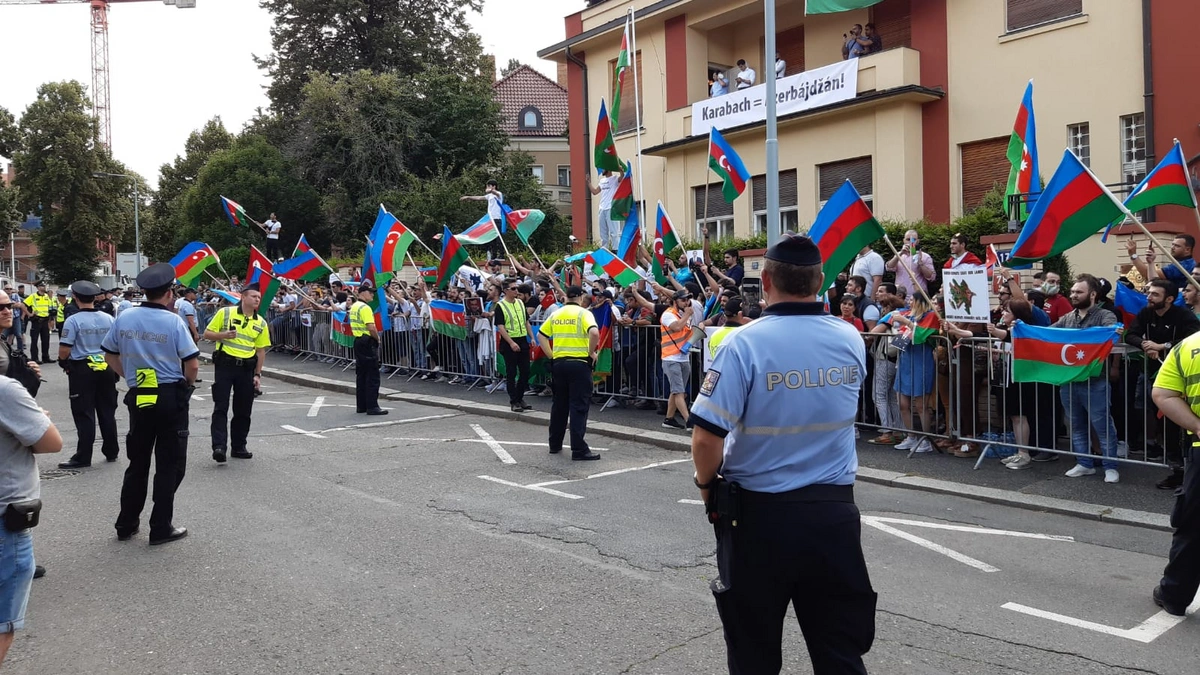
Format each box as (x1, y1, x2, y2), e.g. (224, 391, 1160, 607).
(883, 234, 944, 323)
(1175, 138, 1200, 235)
(204, 269, 230, 290)
(702, 126, 712, 242)
(521, 239, 551, 276)
(628, 8, 647, 243)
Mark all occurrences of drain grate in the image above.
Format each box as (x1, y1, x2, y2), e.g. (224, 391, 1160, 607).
(40, 468, 82, 481)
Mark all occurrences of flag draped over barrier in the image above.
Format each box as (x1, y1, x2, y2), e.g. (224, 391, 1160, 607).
(1011, 322, 1119, 385)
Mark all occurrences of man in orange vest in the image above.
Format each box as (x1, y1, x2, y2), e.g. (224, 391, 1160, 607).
(660, 289, 695, 430)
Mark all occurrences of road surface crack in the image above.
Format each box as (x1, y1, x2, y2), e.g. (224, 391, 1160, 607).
(618, 626, 723, 673)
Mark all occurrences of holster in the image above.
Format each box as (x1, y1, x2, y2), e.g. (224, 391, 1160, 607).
(708, 479, 740, 594)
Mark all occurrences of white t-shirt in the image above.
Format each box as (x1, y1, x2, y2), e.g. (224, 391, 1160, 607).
(775, 59, 786, 79)
(392, 299, 412, 332)
(736, 67, 756, 89)
(850, 250, 885, 297)
(266, 218, 281, 240)
(280, 293, 298, 311)
(597, 174, 618, 211)
(486, 192, 505, 221)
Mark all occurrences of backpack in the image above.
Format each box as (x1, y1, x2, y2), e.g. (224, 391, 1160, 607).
(2, 343, 41, 398)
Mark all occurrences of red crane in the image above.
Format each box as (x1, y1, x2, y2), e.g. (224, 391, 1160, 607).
(0, 0, 197, 149)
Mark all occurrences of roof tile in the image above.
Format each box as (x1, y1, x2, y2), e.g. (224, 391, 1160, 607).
(493, 65, 568, 137)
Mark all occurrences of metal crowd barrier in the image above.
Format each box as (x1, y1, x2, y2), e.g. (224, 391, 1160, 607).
(854, 331, 956, 455)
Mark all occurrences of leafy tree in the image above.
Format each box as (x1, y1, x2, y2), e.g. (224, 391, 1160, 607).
(144, 118, 235, 263)
(0, 105, 19, 158)
(0, 182, 23, 243)
(500, 58, 523, 78)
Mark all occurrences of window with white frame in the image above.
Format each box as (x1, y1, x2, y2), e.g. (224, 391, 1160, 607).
(752, 170, 799, 236)
(694, 182, 734, 240)
(1067, 122, 1090, 167)
(1120, 113, 1147, 185)
(557, 165, 571, 187)
(531, 165, 545, 184)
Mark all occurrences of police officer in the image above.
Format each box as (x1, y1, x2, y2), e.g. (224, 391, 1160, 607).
(26, 281, 54, 363)
(706, 296, 749, 362)
(55, 289, 70, 328)
(536, 285, 600, 461)
(351, 281, 387, 415)
(96, 288, 117, 316)
(101, 263, 199, 545)
(496, 280, 533, 413)
(204, 283, 271, 463)
(689, 234, 876, 674)
(56, 281, 119, 468)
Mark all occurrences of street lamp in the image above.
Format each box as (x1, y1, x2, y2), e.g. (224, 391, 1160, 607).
(92, 171, 141, 278)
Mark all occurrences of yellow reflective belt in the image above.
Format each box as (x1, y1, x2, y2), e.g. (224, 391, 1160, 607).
(135, 368, 159, 409)
(86, 354, 108, 372)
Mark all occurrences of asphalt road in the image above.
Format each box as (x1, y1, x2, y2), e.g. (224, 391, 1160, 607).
(6, 360, 1198, 674)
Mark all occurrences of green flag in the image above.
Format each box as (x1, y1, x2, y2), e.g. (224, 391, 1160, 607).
(804, 0, 883, 14)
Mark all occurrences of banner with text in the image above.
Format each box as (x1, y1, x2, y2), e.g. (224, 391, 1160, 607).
(691, 60, 859, 136)
(942, 267, 991, 323)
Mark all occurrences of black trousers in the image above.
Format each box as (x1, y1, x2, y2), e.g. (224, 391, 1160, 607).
(265, 238, 281, 260)
(549, 359, 592, 456)
(210, 356, 257, 452)
(28, 318, 49, 362)
(355, 335, 381, 411)
(67, 362, 119, 462)
(1160, 446, 1200, 609)
(499, 337, 530, 405)
(713, 494, 876, 675)
(117, 383, 190, 538)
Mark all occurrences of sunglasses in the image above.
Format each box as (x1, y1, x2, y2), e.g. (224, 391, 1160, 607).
(0, 303, 12, 311)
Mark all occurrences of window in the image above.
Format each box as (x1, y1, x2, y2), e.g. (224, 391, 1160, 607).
(531, 165, 545, 183)
(518, 106, 542, 130)
(1067, 122, 1090, 167)
(610, 51, 644, 134)
(960, 137, 1011, 211)
(1120, 113, 1147, 185)
(559, 190, 572, 203)
(557, 165, 571, 187)
(694, 181, 734, 240)
(1006, 0, 1083, 33)
(818, 157, 873, 211)
(752, 170, 799, 236)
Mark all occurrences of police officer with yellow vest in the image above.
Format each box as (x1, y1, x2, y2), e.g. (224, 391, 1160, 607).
(26, 281, 54, 363)
(536, 285, 600, 461)
(56, 280, 119, 468)
(496, 280, 533, 413)
(101, 263, 198, 546)
(351, 281, 387, 415)
(706, 297, 750, 363)
(690, 235, 876, 673)
(203, 283, 271, 463)
(54, 289, 69, 327)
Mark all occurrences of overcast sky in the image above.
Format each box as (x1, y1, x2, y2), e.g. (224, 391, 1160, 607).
(0, 0, 585, 188)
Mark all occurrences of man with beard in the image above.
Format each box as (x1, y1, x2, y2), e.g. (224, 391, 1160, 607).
(1124, 280, 1200, 490)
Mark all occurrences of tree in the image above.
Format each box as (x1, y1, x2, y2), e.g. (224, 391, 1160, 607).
(0, 182, 22, 243)
(256, 0, 485, 116)
(12, 81, 137, 283)
(0, 105, 19, 158)
(143, 118, 234, 263)
(500, 58, 524, 78)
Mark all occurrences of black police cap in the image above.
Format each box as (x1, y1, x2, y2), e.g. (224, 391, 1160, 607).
(55, 288, 67, 296)
(136, 262, 177, 292)
(764, 233, 823, 267)
(359, 279, 376, 292)
(566, 285, 585, 299)
(70, 280, 102, 297)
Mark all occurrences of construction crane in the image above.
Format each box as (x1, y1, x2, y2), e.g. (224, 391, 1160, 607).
(0, 0, 196, 149)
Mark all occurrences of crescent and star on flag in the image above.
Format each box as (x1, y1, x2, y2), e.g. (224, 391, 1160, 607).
(1060, 343, 1086, 365)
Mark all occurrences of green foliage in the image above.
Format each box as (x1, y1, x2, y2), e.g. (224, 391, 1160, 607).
(500, 58, 523, 78)
(0, 105, 18, 158)
(145, 117, 235, 263)
(218, 246, 249, 282)
(0, 182, 23, 242)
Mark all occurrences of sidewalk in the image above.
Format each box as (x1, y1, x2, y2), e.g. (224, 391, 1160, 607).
(248, 350, 1175, 531)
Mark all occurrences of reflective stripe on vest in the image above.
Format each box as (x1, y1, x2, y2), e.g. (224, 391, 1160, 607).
(350, 301, 373, 337)
(707, 325, 738, 360)
(661, 309, 691, 358)
(498, 300, 527, 339)
(546, 305, 590, 359)
(29, 294, 52, 318)
(215, 306, 266, 359)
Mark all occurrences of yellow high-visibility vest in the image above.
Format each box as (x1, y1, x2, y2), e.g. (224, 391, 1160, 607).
(497, 299, 528, 339)
(28, 293, 53, 318)
(208, 306, 270, 359)
(539, 304, 595, 359)
(350, 301, 374, 338)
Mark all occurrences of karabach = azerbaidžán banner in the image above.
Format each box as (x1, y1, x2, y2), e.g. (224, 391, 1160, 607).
(690, 59, 858, 136)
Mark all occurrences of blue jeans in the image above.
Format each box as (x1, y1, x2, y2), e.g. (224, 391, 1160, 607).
(1059, 378, 1119, 471)
(410, 330, 427, 369)
(0, 524, 34, 633)
(456, 336, 478, 378)
(3, 315, 24, 351)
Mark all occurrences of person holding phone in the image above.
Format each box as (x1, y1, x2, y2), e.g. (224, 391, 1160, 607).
(884, 229, 936, 300)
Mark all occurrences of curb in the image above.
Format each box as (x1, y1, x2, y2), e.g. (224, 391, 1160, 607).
(236, 354, 1173, 533)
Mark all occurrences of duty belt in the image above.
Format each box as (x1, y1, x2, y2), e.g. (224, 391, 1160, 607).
(215, 350, 255, 367)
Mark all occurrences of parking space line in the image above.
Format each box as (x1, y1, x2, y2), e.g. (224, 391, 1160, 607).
(281, 424, 328, 439)
(478, 475, 583, 500)
(862, 516, 1000, 573)
(471, 424, 516, 464)
(679, 499, 704, 505)
(1002, 599, 1200, 643)
(868, 517, 1075, 542)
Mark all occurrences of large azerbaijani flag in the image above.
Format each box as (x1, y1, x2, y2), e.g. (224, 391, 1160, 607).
(708, 127, 750, 203)
(1005, 150, 1125, 267)
(273, 249, 326, 281)
(611, 163, 634, 221)
(807, 180, 885, 294)
(246, 246, 281, 318)
(330, 310, 355, 348)
(436, 224, 470, 290)
(652, 201, 680, 285)
(1006, 81, 1041, 220)
(594, 98, 624, 174)
(1011, 322, 1119, 385)
(456, 214, 500, 246)
(370, 207, 417, 273)
(507, 207, 545, 246)
(429, 300, 468, 340)
(610, 16, 631, 131)
(220, 196, 254, 228)
(1102, 141, 1198, 242)
(587, 248, 643, 287)
(169, 242, 220, 288)
(287, 234, 327, 282)
(616, 201, 642, 267)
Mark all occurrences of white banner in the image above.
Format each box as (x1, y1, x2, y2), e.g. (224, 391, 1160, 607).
(691, 60, 858, 136)
(942, 267, 991, 323)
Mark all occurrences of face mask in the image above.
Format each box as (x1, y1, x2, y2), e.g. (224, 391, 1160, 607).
(1041, 282, 1059, 296)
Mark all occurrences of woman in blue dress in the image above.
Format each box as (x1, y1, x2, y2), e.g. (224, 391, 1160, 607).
(880, 294, 938, 453)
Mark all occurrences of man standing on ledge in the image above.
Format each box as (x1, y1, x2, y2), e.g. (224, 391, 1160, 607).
(690, 234, 876, 674)
(537, 286, 600, 461)
(351, 280, 387, 416)
(204, 283, 271, 463)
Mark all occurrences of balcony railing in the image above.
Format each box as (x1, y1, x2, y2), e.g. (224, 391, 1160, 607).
(1005, 181, 1142, 231)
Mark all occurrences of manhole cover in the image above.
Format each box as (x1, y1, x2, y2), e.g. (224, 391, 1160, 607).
(40, 469, 82, 481)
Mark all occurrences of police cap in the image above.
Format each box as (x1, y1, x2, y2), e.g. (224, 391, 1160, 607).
(56, 288, 67, 297)
(565, 285, 585, 299)
(242, 282, 260, 294)
(358, 279, 375, 292)
(136, 262, 177, 293)
(764, 233, 822, 267)
(70, 280, 102, 297)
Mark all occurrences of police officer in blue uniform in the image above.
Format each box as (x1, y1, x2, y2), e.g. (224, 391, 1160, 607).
(56, 280, 120, 468)
(690, 234, 876, 674)
(101, 263, 199, 545)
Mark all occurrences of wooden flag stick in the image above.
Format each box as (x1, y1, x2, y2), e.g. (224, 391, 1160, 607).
(883, 234, 944, 323)
(204, 269, 230, 290)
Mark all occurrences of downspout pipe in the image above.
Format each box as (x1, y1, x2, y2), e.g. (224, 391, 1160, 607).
(1142, 0, 1156, 220)
(566, 45, 592, 244)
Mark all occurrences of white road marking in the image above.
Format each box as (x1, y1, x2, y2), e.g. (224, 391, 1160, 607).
(477, 475, 583, 499)
(678, 499, 705, 505)
(867, 517, 1075, 542)
(192, 394, 204, 401)
(530, 458, 692, 488)
(380, 437, 609, 451)
(862, 516, 1000, 573)
(307, 396, 327, 417)
(1002, 599, 1200, 643)
(471, 424, 516, 464)
(318, 413, 458, 433)
(281, 424, 328, 439)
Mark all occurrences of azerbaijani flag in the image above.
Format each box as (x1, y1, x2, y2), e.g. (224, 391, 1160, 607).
(911, 311, 941, 345)
(1113, 282, 1148, 326)
(807, 180, 885, 294)
(652, 201, 680, 285)
(1006, 81, 1041, 221)
(293, 233, 312, 256)
(330, 310, 355, 348)
(456, 214, 500, 246)
(437, 225, 470, 290)
(594, 98, 623, 173)
(246, 245, 281, 318)
(611, 16, 631, 131)
(592, 303, 614, 380)
(430, 300, 468, 340)
(220, 196, 254, 228)
(287, 234, 327, 282)
(1102, 141, 1197, 242)
(273, 249, 326, 281)
(805, 0, 884, 14)
(1006, 150, 1124, 267)
(169, 242, 220, 288)
(616, 202, 641, 267)
(508, 208, 546, 246)
(371, 209, 417, 274)
(709, 127, 750, 203)
(419, 267, 438, 284)
(1011, 322, 1118, 385)
(587, 248, 643, 287)
(611, 163, 634, 221)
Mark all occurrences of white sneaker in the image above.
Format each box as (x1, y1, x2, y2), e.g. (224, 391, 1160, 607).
(1105, 469, 1120, 483)
(1065, 465, 1097, 478)
(1007, 455, 1032, 470)
(913, 438, 934, 453)
(895, 436, 917, 451)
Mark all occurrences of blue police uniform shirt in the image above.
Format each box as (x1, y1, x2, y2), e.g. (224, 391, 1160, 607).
(691, 301, 864, 493)
(59, 309, 114, 360)
(101, 303, 200, 386)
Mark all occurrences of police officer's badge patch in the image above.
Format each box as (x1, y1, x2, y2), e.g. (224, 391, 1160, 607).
(700, 369, 720, 396)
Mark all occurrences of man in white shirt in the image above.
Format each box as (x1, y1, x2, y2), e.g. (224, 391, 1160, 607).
(460, 180, 505, 231)
(586, 170, 621, 250)
(735, 59, 756, 90)
(774, 51, 786, 79)
(264, 213, 282, 260)
(850, 245, 885, 298)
